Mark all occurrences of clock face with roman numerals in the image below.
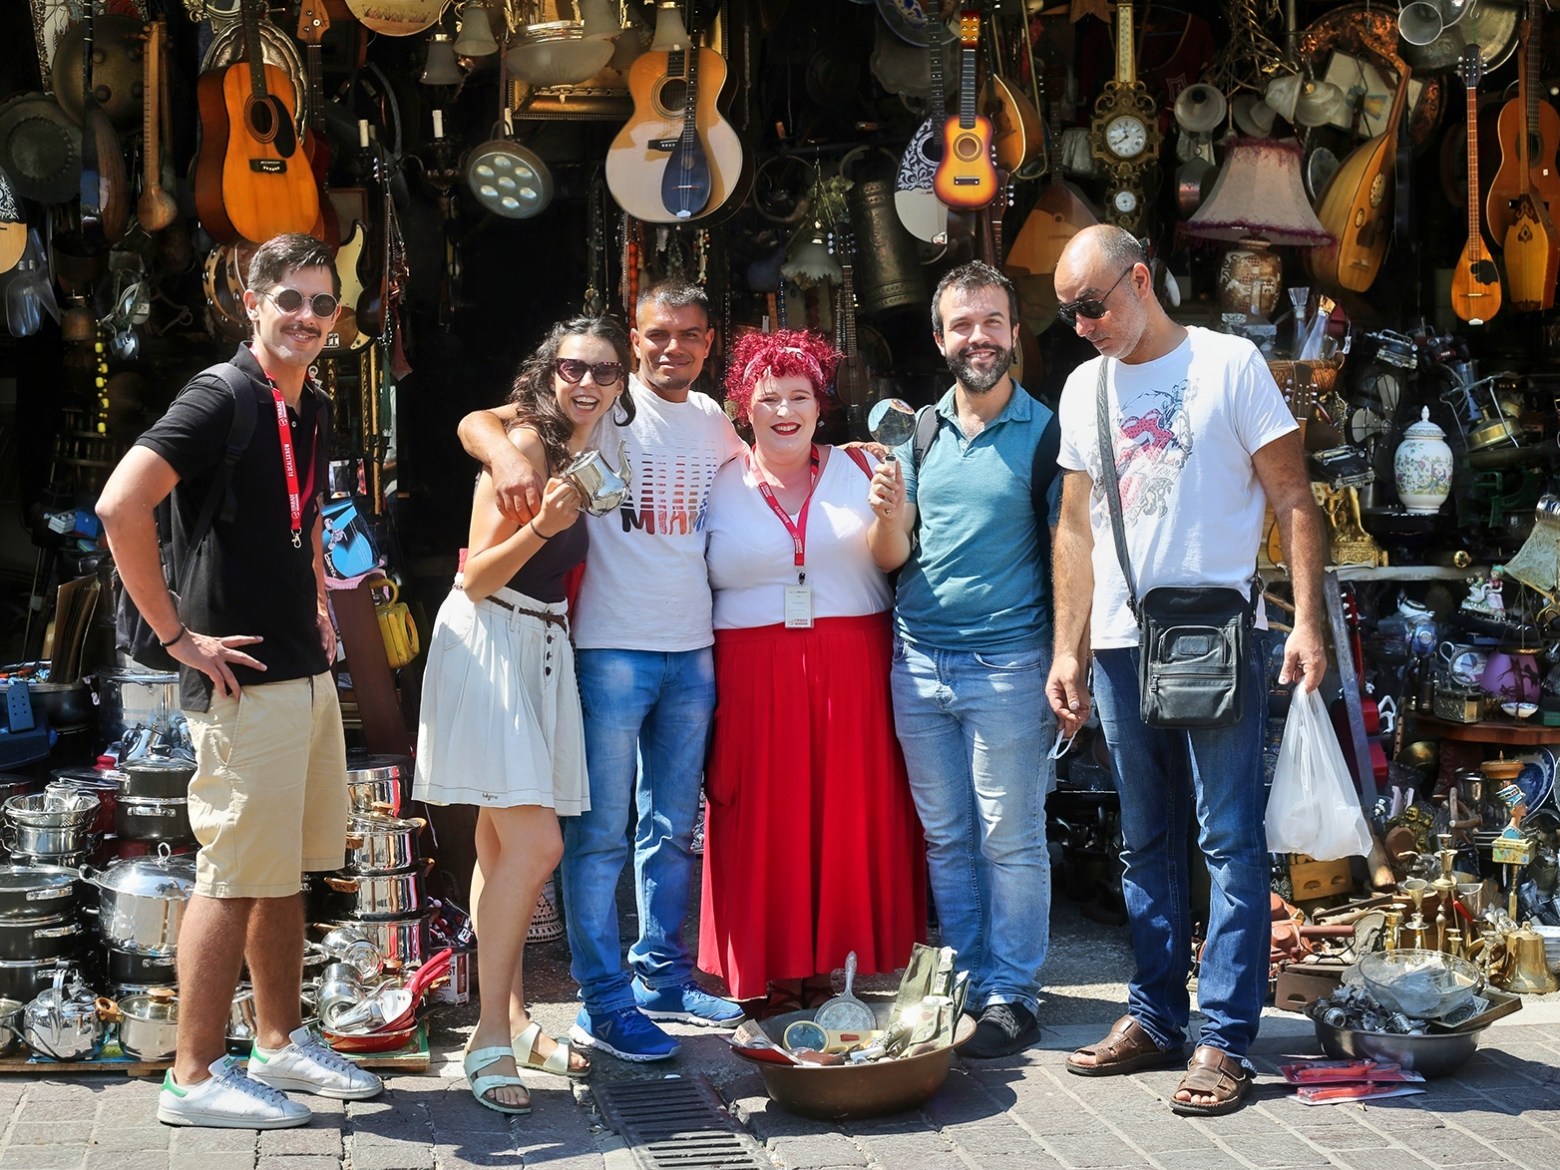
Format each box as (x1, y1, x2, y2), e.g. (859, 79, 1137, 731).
(1104, 115, 1149, 161)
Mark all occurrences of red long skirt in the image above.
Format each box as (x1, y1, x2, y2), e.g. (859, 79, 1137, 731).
(698, 613, 926, 1000)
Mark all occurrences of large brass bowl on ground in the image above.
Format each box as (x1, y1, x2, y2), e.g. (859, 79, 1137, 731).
(735, 1005, 974, 1120)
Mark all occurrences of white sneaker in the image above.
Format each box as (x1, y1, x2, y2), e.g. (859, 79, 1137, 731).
(248, 1026, 384, 1100)
(158, 1055, 313, 1129)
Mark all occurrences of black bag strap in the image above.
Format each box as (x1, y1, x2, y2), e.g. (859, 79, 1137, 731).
(1094, 359, 1141, 622)
(172, 363, 257, 588)
(911, 398, 1060, 525)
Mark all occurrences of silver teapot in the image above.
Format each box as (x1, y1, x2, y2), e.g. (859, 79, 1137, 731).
(23, 965, 108, 1061)
(561, 440, 633, 517)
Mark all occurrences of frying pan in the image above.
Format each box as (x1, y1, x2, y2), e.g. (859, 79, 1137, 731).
(0, 94, 82, 205)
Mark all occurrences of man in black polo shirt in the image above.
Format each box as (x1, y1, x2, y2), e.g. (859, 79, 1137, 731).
(98, 233, 381, 1128)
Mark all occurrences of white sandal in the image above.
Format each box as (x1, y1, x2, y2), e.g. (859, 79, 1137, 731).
(513, 1021, 590, 1080)
(463, 1046, 531, 1115)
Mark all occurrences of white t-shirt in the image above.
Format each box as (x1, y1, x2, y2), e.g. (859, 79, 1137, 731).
(706, 447, 891, 630)
(573, 375, 746, 651)
(1056, 327, 1298, 649)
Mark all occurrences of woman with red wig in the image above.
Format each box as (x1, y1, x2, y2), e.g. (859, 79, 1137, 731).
(698, 328, 925, 1014)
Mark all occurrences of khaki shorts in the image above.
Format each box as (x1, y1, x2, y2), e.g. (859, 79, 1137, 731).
(186, 673, 349, 898)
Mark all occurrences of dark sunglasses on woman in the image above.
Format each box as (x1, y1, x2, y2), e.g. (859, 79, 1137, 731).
(554, 358, 624, 386)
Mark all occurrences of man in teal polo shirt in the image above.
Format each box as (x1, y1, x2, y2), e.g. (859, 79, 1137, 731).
(867, 260, 1059, 1059)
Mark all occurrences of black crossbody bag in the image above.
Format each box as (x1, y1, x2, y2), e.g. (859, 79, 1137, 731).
(1094, 361, 1255, 730)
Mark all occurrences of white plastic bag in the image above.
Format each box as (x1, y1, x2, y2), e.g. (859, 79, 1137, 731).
(1265, 687, 1373, 860)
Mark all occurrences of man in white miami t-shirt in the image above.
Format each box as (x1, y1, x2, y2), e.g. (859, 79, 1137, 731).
(459, 285, 745, 1062)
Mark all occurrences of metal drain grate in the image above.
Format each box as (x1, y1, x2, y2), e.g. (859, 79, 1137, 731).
(594, 1075, 771, 1170)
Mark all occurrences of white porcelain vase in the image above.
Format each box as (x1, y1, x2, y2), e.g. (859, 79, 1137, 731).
(1394, 407, 1453, 514)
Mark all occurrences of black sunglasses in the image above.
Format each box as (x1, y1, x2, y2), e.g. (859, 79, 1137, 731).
(554, 357, 624, 386)
(267, 288, 340, 318)
(1057, 266, 1134, 327)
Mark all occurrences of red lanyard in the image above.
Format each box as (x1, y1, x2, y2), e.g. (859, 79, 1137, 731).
(266, 383, 315, 549)
(753, 447, 820, 580)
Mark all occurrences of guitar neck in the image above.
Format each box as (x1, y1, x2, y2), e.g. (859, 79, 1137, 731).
(958, 43, 978, 128)
(143, 22, 160, 189)
(242, 0, 270, 99)
(1521, 4, 1538, 180)
(1116, 0, 1136, 87)
(309, 45, 328, 136)
(1467, 81, 1482, 242)
(929, 41, 946, 123)
(681, 44, 700, 141)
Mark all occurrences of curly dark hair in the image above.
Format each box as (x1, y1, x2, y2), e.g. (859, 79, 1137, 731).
(506, 316, 636, 474)
(722, 328, 841, 427)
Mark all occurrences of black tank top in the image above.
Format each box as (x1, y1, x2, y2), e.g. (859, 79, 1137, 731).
(506, 516, 588, 603)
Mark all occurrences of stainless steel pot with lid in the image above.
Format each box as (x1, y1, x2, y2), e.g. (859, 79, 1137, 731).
(0, 865, 84, 919)
(344, 813, 425, 874)
(118, 753, 195, 802)
(90, 851, 196, 955)
(345, 754, 412, 818)
(100, 987, 179, 1062)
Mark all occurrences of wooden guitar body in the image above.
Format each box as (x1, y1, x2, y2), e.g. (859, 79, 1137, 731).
(193, 68, 238, 243)
(1005, 180, 1098, 276)
(218, 62, 320, 243)
(986, 73, 1043, 173)
(934, 114, 997, 209)
(1488, 97, 1560, 236)
(605, 46, 744, 224)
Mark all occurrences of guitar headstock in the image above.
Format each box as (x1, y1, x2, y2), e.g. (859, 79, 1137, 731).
(297, 1, 331, 46)
(959, 8, 981, 46)
(1459, 44, 1483, 88)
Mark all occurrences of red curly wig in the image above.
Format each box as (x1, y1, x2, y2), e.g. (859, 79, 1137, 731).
(723, 328, 841, 427)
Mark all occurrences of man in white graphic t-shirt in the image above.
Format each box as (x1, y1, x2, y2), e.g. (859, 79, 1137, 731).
(1046, 226, 1326, 1117)
(459, 284, 745, 1061)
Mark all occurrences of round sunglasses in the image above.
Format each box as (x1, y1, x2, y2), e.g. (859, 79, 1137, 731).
(1056, 266, 1134, 327)
(554, 357, 624, 386)
(267, 288, 340, 318)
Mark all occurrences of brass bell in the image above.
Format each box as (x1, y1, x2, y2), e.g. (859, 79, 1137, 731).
(1499, 923, 1560, 995)
(60, 297, 97, 344)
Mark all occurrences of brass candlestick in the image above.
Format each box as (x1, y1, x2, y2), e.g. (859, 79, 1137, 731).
(1433, 833, 1458, 952)
(1384, 905, 1404, 951)
(1399, 877, 1431, 949)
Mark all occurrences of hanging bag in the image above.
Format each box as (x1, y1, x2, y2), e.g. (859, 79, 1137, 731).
(1265, 687, 1373, 860)
(1094, 360, 1255, 729)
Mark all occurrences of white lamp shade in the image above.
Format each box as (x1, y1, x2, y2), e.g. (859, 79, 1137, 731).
(1184, 138, 1332, 246)
(579, 0, 623, 40)
(507, 22, 615, 86)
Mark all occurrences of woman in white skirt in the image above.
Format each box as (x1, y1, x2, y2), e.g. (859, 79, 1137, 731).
(414, 316, 634, 1113)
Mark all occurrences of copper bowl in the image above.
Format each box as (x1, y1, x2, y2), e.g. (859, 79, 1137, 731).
(735, 1006, 974, 1120)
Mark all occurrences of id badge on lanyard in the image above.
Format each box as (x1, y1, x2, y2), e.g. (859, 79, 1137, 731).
(755, 448, 819, 629)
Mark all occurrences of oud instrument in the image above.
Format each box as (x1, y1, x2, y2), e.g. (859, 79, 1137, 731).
(1306, 55, 1411, 294)
(934, 10, 998, 211)
(1451, 46, 1504, 324)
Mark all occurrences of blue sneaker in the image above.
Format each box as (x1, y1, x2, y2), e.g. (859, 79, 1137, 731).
(569, 1006, 680, 1062)
(632, 979, 744, 1028)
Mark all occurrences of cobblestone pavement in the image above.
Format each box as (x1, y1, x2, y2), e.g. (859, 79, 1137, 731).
(3, 901, 1557, 1170)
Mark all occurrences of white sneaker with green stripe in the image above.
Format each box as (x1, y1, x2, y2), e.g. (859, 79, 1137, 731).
(248, 1026, 383, 1100)
(157, 1055, 312, 1129)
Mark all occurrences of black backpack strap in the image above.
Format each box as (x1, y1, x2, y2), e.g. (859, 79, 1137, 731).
(206, 362, 258, 525)
(910, 405, 939, 470)
(1030, 412, 1062, 520)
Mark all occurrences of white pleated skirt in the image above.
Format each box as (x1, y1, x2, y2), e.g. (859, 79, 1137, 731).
(413, 584, 589, 814)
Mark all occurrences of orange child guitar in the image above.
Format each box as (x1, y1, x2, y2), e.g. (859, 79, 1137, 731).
(194, 0, 320, 245)
(934, 10, 998, 211)
(1451, 46, 1504, 325)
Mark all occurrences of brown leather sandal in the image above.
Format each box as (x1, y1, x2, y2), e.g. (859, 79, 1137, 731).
(1169, 1046, 1254, 1116)
(1065, 1014, 1184, 1077)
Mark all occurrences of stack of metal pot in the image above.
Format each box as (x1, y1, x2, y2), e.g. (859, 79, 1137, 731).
(111, 752, 196, 859)
(90, 849, 195, 998)
(0, 866, 89, 1002)
(95, 668, 186, 760)
(315, 755, 429, 966)
(45, 769, 121, 865)
(2, 791, 100, 868)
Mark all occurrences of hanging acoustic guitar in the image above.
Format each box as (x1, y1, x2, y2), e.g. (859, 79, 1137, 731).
(605, 1, 744, 224)
(1492, 1, 1559, 311)
(933, 10, 998, 211)
(1451, 46, 1503, 325)
(1487, 0, 1560, 241)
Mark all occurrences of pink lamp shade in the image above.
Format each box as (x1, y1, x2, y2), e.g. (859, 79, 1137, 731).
(1184, 137, 1332, 246)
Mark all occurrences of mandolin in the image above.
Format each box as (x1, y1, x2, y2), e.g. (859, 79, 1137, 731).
(1487, 0, 1560, 242)
(136, 20, 177, 234)
(1306, 55, 1411, 295)
(934, 10, 998, 211)
(983, 6, 1044, 175)
(605, 1, 745, 224)
(193, 0, 320, 245)
(895, 34, 952, 244)
(1451, 47, 1504, 325)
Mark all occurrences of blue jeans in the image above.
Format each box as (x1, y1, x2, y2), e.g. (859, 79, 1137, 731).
(1091, 633, 1270, 1060)
(889, 638, 1054, 1014)
(563, 647, 715, 1013)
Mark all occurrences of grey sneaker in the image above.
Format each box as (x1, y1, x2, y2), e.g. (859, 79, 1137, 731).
(158, 1055, 313, 1129)
(248, 1026, 384, 1100)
